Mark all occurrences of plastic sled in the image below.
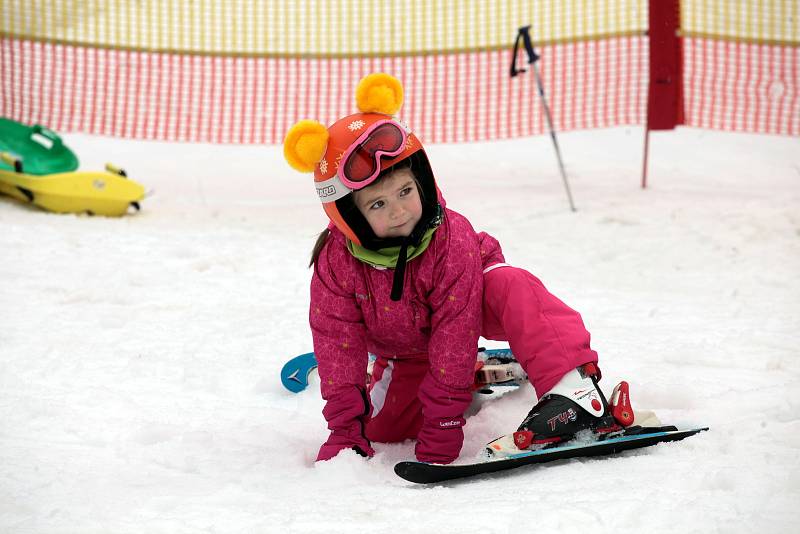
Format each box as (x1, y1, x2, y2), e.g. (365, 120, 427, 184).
(0, 118, 145, 216)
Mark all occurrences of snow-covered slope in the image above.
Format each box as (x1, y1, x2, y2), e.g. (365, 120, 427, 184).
(0, 127, 798, 533)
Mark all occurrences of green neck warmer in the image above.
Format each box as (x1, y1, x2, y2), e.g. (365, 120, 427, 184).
(347, 226, 437, 268)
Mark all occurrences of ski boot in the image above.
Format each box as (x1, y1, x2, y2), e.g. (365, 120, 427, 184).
(486, 364, 635, 457)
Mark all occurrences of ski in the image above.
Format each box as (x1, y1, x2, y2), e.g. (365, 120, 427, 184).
(280, 347, 526, 393)
(394, 425, 708, 484)
(280, 352, 318, 393)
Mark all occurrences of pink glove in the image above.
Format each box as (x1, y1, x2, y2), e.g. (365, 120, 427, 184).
(316, 386, 375, 462)
(414, 372, 473, 464)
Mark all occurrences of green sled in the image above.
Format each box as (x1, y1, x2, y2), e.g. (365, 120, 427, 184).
(0, 117, 79, 175)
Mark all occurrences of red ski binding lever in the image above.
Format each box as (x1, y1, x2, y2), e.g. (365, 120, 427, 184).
(609, 381, 635, 427)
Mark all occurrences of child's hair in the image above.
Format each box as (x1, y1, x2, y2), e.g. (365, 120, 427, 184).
(309, 228, 331, 268)
(309, 157, 420, 267)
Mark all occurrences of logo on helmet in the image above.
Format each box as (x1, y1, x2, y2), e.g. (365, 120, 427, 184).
(317, 184, 338, 199)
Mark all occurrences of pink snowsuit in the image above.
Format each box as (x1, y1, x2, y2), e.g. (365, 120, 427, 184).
(311, 207, 598, 464)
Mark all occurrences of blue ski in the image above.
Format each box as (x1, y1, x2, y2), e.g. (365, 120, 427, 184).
(280, 347, 521, 393)
(280, 352, 319, 393)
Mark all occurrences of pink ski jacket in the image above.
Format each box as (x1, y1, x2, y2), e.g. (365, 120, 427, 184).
(310, 207, 505, 462)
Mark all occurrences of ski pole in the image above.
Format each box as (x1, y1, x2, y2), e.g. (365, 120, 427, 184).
(511, 26, 576, 212)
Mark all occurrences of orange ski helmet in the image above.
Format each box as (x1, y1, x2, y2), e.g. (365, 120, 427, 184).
(284, 73, 439, 249)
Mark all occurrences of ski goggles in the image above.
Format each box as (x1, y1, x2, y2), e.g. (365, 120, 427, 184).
(337, 119, 408, 190)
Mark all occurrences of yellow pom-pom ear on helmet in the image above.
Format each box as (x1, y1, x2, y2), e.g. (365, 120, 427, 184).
(283, 119, 330, 172)
(356, 73, 404, 115)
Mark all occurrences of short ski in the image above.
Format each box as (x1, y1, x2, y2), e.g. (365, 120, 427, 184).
(280, 347, 525, 393)
(394, 425, 708, 484)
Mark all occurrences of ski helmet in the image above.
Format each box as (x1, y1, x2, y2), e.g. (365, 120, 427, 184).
(283, 73, 440, 250)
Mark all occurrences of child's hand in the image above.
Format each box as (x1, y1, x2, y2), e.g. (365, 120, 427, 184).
(415, 372, 473, 464)
(316, 385, 375, 462)
(317, 432, 375, 462)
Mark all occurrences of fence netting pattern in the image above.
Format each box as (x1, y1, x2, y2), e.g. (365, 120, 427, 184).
(0, 1, 796, 144)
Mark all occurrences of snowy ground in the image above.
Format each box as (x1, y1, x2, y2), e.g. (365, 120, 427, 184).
(0, 126, 798, 533)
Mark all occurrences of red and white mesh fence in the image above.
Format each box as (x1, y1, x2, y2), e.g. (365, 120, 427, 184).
(0, 35, 648, 145)
(683, 38, 799, 135)
(1, 0, 798, 144)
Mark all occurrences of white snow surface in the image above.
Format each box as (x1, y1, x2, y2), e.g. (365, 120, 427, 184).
(1, 127, 798, 533)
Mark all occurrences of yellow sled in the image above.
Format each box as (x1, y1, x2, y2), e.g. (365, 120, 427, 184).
(0, 160, 145, 217)
(0, 118, 145, 216)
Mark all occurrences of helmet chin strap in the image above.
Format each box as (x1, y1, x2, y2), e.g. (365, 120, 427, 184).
(389, 239, 409, 301)
(388, 203, 442, 301)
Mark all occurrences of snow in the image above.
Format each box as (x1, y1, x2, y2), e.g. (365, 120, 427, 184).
(0, 126, 798, 533)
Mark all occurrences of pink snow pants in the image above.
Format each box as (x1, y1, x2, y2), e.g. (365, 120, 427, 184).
(365, 264, 599, 443)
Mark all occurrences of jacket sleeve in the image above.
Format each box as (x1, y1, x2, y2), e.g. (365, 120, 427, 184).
(310, 237, 373, 461)
(415, 214, 484, 464)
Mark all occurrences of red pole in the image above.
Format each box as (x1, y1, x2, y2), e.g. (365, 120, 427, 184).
(641, 123, 651, 189)
(643, 0, 683, 188)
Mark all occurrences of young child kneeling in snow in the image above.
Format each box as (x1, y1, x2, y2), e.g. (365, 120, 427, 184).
(284, 73, 625, 465)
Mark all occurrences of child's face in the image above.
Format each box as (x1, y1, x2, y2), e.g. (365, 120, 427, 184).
(353, 168, 423, 240)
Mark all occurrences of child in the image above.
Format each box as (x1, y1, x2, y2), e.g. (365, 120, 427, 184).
(284, 73, 622, 465)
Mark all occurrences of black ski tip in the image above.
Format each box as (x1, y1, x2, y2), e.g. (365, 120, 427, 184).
(394, 461, 416, 479)
(394, 461, 436, 484)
